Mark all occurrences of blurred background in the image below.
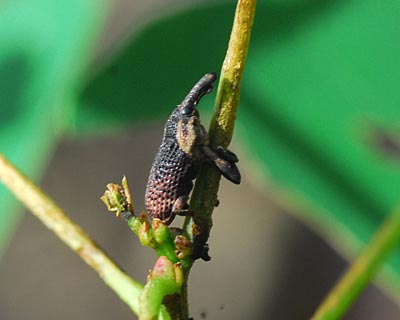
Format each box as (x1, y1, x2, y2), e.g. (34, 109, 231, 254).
(1, 0, 400, 319)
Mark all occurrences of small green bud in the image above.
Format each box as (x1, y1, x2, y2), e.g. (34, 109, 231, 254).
(149, 256, 183, 288)
(151, 256, 175, 279)
(138, 219, 154, 247)
(173, 262, 184, 287)
(153, 219, 171, 244)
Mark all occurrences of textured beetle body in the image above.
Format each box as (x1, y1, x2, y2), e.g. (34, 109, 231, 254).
(145, 73, 240, 225)
(144, 113, 204, 224)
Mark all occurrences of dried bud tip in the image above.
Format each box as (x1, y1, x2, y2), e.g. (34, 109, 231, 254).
(101, 180, 134, 219)
(174, 235, 192, 260)
(191, 223, 201, 237)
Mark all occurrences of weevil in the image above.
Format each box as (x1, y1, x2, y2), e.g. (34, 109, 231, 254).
(145, 73, 241, 225)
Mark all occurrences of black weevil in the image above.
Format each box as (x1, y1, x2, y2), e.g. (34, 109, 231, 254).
(145, 73, 240, 225)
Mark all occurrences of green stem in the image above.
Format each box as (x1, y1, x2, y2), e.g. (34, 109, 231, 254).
(184, 0, 256, 259)
(0, 154, 143, 315)
(312, 207, 400, 320)
(139, 256, 183, 320)
(182, 0, 256, 317)
(127, 216, 180, 264)
(180, 272, 190, 320)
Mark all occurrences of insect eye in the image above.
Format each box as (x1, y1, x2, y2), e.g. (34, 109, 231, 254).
(180, 106, 193, 116)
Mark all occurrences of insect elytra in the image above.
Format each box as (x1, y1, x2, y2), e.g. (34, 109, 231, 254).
(145, 73, 240, 225)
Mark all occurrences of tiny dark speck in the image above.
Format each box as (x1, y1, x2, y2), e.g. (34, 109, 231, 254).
(219, 304, 225, 310)
(370, 127, 400, 161)
(108, 65, 120, 76)
(200, 310, 207, 319)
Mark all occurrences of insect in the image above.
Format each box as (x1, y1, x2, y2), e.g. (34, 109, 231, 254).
(145, 73, 241, 225)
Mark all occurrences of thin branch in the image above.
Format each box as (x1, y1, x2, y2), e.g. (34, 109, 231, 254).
(182, 0, 256, 317)
(312, 206, 400, 320)
(0, 154, 143, 315)
(184, 0, 256, 259)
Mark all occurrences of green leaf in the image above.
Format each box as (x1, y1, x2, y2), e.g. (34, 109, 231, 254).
(0, 0, 107, 255)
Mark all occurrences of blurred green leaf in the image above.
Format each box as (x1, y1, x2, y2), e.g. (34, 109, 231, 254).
(80, 0, 400, 298)
(0, 0, 107, 255)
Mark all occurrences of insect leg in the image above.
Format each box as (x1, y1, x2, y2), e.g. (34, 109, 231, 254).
(215, 145, 239, 163)
(172, 195, 193, 217)
(201, 145, 241, 184)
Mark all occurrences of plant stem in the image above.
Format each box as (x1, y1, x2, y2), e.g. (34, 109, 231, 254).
(210, 0, 256, 147)
(184, 0, 256, 259)
(182, 0, 256, 317)
(312, 207, 400, 320)
(0, 154, 143, 315)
